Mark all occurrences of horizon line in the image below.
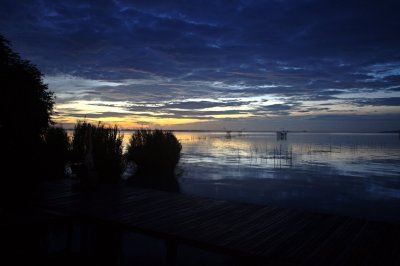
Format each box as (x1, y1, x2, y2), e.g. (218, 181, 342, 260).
(60, 128, 400, 134)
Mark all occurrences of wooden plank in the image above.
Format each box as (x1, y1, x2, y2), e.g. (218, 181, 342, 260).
(34, 179, 400, 265)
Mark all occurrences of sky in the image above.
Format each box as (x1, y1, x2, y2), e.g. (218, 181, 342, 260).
(1, 0, 400, 132)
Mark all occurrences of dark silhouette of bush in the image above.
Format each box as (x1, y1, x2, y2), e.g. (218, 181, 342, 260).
(71, 121, 124, 185)
(0, 35, 54, 208)
(126, 129, 181, 192)
(41, 127, 70, 179)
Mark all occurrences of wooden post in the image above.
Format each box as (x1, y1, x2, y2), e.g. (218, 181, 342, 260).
(165, 239, 177, 266)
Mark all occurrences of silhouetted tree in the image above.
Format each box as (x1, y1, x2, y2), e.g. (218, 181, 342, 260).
(0, 35, 54, 208)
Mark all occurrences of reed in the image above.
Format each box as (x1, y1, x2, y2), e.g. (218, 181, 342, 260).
(126, 129, 181, 192)
(41, 126, 70, 179)
(127, 129, 181, 175)
(71, 121, 124, 184)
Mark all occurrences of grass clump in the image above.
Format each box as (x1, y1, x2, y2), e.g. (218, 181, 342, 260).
(126, 129, 181, 191)
(41, 126, 70, 179)
(71, 121, 124, 184)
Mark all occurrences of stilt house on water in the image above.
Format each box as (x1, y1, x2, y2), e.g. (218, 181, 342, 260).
(276, 130, 288, 140)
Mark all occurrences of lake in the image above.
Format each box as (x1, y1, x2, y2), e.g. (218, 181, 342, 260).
(60, 131, 400, 263)
(79, 131, 399, 222)
(156, 132, 400, 222)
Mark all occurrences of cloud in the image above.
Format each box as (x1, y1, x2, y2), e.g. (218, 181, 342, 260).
(353, 97, 400, 107)
(165, 100, 251, 109)
(57, 112, 130, 119)
(1, 0, 400, 130)
(254, 103, 301, 116)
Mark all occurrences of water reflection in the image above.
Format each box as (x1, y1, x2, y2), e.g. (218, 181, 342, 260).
(73, 131, 399, 221)
(174, 132, 400, 178)
(173, 132, 400, 221)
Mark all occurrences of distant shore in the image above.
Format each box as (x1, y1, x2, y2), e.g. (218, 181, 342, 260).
(63, 128, 400, 134)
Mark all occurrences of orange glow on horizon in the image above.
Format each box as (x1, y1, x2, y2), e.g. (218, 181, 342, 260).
(52, 114, 210, 129)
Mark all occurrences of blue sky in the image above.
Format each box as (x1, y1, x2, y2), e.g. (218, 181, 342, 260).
(1, 0, 400, 131)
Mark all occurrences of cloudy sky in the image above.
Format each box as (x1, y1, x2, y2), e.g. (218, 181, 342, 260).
(1, 0, 399, 132)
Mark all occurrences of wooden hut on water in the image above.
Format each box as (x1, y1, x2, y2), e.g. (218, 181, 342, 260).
(276, 130, 288, 140)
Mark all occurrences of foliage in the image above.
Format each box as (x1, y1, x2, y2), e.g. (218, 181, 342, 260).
(127, 129, 182, 175)
(41, 126, 70, 179)
(0, 35, 55, 207)
(0, 35, 54, 142)
(71, 121, 124, 183)
(126, 130, 181, 192)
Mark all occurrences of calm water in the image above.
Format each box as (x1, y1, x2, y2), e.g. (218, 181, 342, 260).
(61, 131, 400, 264)
(158, 132, 400, 221)
(109, 131, 400, 221)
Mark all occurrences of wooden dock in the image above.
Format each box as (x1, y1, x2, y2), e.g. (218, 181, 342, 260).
(4, 179, 400, 265)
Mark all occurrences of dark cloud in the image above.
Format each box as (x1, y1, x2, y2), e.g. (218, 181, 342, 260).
(354, 97, 400, 106)
(307, 113, 400, 122)
(121, 99, 253, 119)
(166, 101, 224, 109)
(3, 0, 399, 77)
(58, 112, 130, 119)
(297, 107, 331, 113)
(165, 100, 252, 109)
(384, 75, 400, 83)
(254, 103, 301, 116)
(258, 104, 297, 112)
(1, 0, 399, 130)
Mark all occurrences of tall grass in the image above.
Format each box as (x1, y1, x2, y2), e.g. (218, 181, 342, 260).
(71, 121, 124, 184)
(126, 129, 181, 191)
(41, 126, 70, 179)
